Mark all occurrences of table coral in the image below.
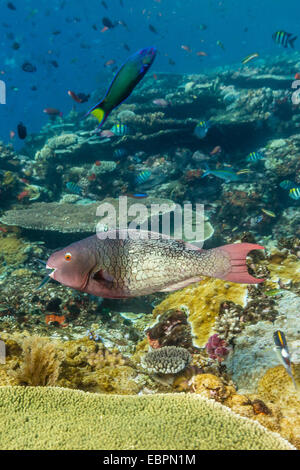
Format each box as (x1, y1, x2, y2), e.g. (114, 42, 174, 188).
(153, 278, 248, 347)
(0, 387, 295, 450)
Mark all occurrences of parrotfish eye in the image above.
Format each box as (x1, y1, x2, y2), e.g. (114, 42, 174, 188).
(64, 252, 72, 261)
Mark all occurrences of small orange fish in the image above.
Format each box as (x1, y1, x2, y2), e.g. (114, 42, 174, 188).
(295, 73, 300, 79)
(196, 51, 207, 56)
(17, 190, 30, 200)
(88, 173, 96, 181)
(153, 73, 158, 80)
(101, 26, 109, 33)
(181, 45, 191, 52)
(68, 90, 83, 103)
(94, 161, 101, 166)
(9, 130, 15, 139)
(104, 59, 115, 67)
(45, 314, 67, 326)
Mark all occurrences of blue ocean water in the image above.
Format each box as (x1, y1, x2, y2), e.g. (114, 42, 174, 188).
(0, 0, 299, 147)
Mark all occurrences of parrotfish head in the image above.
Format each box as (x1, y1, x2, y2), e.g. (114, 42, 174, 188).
(46, 238, 97, 291)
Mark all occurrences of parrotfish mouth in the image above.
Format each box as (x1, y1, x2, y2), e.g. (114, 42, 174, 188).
(46, 264, 56, 278)
(36, 262, 56, 290)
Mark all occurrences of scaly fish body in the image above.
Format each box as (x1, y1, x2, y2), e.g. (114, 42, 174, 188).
(46, 229, 264, 298)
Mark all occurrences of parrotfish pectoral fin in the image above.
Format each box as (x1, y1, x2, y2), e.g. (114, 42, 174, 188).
(218, 243, 265, 284)
(159, 277, 203, 292)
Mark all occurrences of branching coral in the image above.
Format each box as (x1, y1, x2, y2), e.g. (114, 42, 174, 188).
(141, 346, 191, 375)
(153, 278, 248, 347)
(87, 345, 127, 368)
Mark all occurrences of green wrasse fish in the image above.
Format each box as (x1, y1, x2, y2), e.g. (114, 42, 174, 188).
(273, 330, 298, 391)
(201, 164, 241, 182)
(86, 47, 157, 128)
(44, 229, 264, 298)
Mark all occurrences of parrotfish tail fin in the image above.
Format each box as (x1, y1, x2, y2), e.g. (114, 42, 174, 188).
(84, 102, 109, 129)
(217, 243, 265, 284)
(289, 35, 297, 48)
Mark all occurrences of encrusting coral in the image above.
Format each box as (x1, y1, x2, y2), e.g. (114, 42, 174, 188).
(257, 365, 300, 449)
(0, 386, 295, 450)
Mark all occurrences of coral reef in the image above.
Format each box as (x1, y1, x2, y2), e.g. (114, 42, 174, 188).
(205, 334, 230, 362)
(257, 366, 300, 449)
(153, 278, 248, 347)
(145, 309, 195, 351)
(225, 291, 300, 392)
(141, 346, 192, 375)
(0, 387, 295, 450)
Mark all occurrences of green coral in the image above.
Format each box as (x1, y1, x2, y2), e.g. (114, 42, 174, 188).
(0, 387, 295, 450)
(0, 234, 28, 266)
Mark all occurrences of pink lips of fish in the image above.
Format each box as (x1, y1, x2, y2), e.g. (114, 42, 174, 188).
(45, 229, 265, 299)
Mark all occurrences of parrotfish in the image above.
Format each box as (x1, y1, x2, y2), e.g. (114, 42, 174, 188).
(85, 47, 157, 128)
(44, 229, 264, 299)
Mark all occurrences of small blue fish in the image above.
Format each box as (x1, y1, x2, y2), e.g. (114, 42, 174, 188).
(126, 192, 148, 199)
(113, 148, 128, 158)
(201, 164, 240, 182)
(66, 182, 83, 195)
(135, 170, 151, 185)
(289, 187, 300, 200)
(273, 330, 298, 391)
(111, 123, 130, 136)
(246, 151, 264, 163)
(194, 120, 211, 139)
(250, 215, 263, 226)
(279, 180, 295, 190)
